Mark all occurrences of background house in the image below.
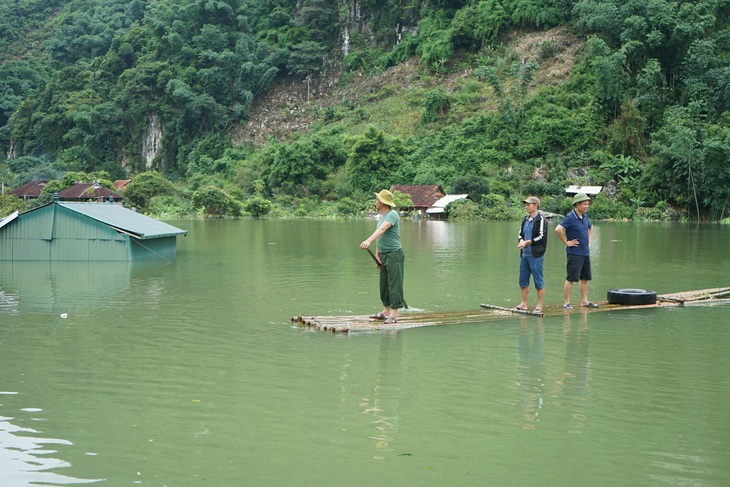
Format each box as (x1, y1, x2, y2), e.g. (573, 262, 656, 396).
(389, 185, 445, 213)
(0, 199, 187, 261)
(426, 194, 471, 219)
(565, 185, 602, 197)
(7, 180, 46, 201)
(113, 179, 131, 192)
(57, 182, 124, 203)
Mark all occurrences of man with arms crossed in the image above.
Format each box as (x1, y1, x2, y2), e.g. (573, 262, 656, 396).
(516, 196, 548, 314)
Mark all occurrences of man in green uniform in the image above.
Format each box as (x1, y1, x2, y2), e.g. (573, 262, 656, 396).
(360, 189, 405, 324)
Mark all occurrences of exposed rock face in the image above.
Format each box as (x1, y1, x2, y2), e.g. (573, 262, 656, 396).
(603, 179, 617, 197)
(532, 166, 548, 183)
(141, 113, 162, 169)
(567, 167, 589, 182)
(341, 0, 367, 56)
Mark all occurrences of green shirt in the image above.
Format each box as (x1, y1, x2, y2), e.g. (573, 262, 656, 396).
(376, 209, 401, 252)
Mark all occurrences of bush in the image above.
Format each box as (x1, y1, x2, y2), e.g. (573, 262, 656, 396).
(421, 87, 451, 124)
(586, 193, 613, 219)
(484, 193, 521, 220)
(447, 199, 482, 220)
(557, 197, 574, 215)
(452, 174, 490, 203)
(488, 179, 511, 198)
(522, 180, 563, 198)
(191, 186, 241, 217)
(124, 171, 177, 211)
(148, 195, 192, 218)
(612, 203, 633, 220)
(243, 195, 273, 218)
(335, 197, 360, 217)
(0, 194, 26, 218)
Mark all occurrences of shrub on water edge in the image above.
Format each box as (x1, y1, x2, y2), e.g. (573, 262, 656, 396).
(586, 193, 610, 219)
(536, 195, 562, 215)
(483, 193, 521, 220)
(243, 195, 273, 218)
(147, 195, 192, 218)
(447, 199, 482, 220)
(336, 197, 361, 217)
(612, 203, 634, 220)
(557, 196, 574, 216)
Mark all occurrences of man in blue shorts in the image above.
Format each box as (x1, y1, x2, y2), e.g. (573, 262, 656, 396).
(555, 193, 599, 309)
(516, 196, 548, 313)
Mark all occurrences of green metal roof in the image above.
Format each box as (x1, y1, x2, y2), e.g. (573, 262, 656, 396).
(58, 202, 187, 240)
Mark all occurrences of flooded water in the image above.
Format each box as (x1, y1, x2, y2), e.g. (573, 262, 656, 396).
(1, 219, 729, 486)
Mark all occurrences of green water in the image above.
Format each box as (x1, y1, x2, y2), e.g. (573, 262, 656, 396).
(1, 220, 729, 486)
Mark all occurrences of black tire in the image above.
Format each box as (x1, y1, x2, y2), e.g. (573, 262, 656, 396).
(607, 288, 657, 305)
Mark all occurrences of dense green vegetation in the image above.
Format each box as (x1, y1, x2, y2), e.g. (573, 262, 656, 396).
(1, 0, 729, 221)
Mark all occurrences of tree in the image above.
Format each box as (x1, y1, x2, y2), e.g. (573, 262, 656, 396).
(287, 41, 326, 80)
(243, 195, 272, 218)
(391, 190, 413, 210)
(700, 127, 730, 220)
(124, 171, 177, 211)
(345, 126, 405, 193)
(650, 105, 704, 219)
(0, 194, 26, 218)
(573, 0, 622, 46)
(191, 185, 241, 217)
(452, 175, 490, 203)
(451, 0, 508, 49)
(585, 36, 630, 119)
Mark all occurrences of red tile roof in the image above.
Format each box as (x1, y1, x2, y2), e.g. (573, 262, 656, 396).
(8, 180, 46, 198)
(389, 185, 446, 209)
(57, 183, 124, 202)
(113, 179, 131, 191)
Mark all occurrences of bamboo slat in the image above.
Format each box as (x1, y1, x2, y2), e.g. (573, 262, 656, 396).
(479, 303, 544, 316)
(659, 287, 730, 302)
(290, 287, 729, 334)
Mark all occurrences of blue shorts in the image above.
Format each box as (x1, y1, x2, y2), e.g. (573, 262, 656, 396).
(519, 255, 544, 290)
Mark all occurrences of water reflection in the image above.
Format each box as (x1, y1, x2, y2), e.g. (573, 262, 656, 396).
(0, 261, 169, 315)
(360, 334, 402, 455)
(409, 221, 468, 278)
(557, 311, 591, 431)
(0, 394, 101, 485)
(516, 316, 545, 428)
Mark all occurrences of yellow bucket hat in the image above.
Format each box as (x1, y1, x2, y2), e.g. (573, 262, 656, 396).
(374, 189, 396, 208)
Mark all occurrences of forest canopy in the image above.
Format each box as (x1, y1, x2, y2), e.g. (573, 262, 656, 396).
(1, 0, 729, 221)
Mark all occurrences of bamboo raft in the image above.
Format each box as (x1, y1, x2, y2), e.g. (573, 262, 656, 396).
(291, 287, 730, 334)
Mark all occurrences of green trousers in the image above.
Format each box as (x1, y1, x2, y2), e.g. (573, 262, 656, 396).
(379, 248, 405, 309)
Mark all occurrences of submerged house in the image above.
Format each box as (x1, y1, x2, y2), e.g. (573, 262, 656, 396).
(389, 185, 446, 213)
(426, 194, 471, 219)
(0, 198, 187, 261)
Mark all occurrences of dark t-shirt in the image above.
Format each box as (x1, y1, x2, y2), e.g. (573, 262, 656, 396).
(559, 209, 592, 256)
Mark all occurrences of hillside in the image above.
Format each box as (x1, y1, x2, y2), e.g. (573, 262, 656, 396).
(2, 0, 729, 221)
(236, 27, 584, 147)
